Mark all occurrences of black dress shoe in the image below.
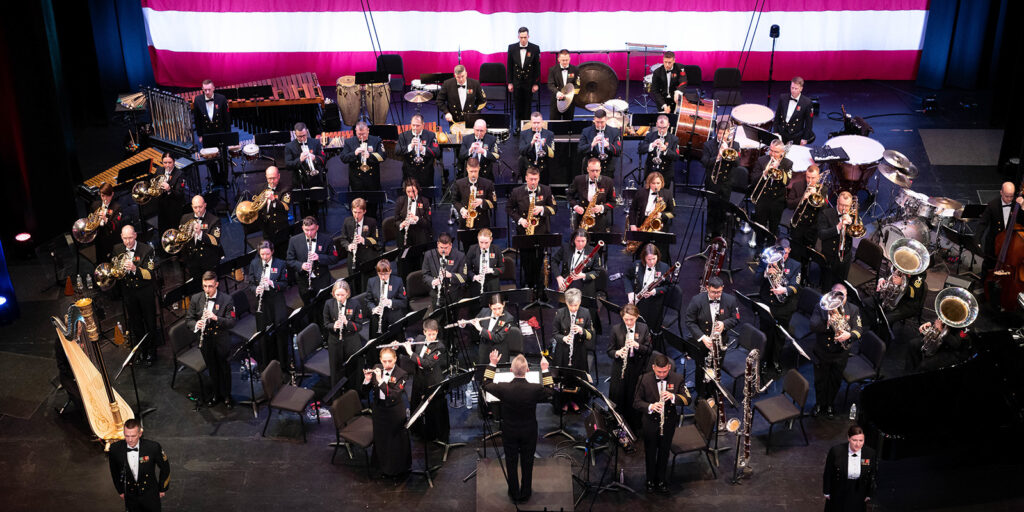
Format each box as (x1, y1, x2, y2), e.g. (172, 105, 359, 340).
(825, 406, 835, 418)
(224, 399, 234, 409)
(656, 481, 670, 494)
(518, 491, 531, 503)
(646, 480, 656, 493)
(811, 405, 822, 417)
(205, 398, 218, 407)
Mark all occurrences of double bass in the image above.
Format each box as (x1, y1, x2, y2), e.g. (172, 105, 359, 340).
(984, 179, 1024, 311)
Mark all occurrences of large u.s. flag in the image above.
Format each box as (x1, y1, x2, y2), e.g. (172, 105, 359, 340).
(142, 0, 928, 87)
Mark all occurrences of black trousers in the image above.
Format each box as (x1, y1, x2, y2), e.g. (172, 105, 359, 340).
(254, 292, 287, 369)
(813, 350, 848, 409)
(705, 185, 733, 238)
(403, 163, 435, 189)
(123, 285, 158, 357)
(124, 491, 161, 512)
(511, 84, 533, 123)
(641, 411, 677, 483)
(753, 195, 786, 241)
(822, 254, 852, 289)
(201, 336, 232, 400)
(522, 249, 544, 291)
(502, 427, 538, 499)
(825, 479, 869, 512)
(350, 169, 382, 214)
(549, 101, 573, 121)
(763, 298, 798, 365)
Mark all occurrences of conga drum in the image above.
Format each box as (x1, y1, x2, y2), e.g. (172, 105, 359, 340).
(336, 76, 361, 127)
(367, 83, 391, 126)
(199, 148, 220, 160)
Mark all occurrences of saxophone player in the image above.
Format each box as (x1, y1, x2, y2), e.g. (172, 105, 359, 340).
(568, 158, 616, 232)
(749, 139, 793, 250)
(453, 158, 497, 229)
(247, 241, 288, 369)
(466, 228, 505, 294)
(633, 353, 690, 495)
(396, 114, 440, 188)
(756, 239, 801, 372)
(628, 172, 675, 262)
(638, 115, 679, 183)
(517, 112, 554, 183)
(701, 122, 744, 240)
(810, 283, 862, 418)
(552, 229, 603, 298)
(508, 167, 556, 293)
(367, 260, 407, 335)
(684, 276, 740, 400)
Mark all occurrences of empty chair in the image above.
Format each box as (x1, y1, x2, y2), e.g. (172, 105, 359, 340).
(169, 320, 206, 400)
(660, 284, 684, 336)
(330, 390, 374, 473)
(479, 62, 509, 115)
(669, 397, 718, 479)
(787, 287, 823, 364)
(681, 64, 703, 99)
(405, 269, 432, 311)
(712, 67, 743, 108)
(842, 331, 886, 406)
(260, 360, 318, 442)
(753, 369, 809, 454)
(846, 239, 884, 291)
(296, 322, 331, 382)
(229, 288, 258, 341)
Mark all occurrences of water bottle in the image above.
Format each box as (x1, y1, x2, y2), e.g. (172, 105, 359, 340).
(76, 274, 84, 292)
(464, 387, 473, 410)
(619, 468, 625, 484)
(85, 274, 93, 290)
(849, 403, 857, 421)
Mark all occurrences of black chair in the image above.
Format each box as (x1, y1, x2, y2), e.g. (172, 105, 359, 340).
(681, 64, 703, 99)
(660, 283, 685, 336)
(753, 369, 809, 454)
(787, 287, 822, 364)
(669, 397, 718, 479)
(723, 323, 767, 396)
(296, 322, 331, 382)
(842, 331, 886, 406)
(847, 239, 885, 291)
(229, 288, 258, 341)
(405, 269, 432, 311)
(712, 67, 743, 109)
(506, 326, 524, 357)
(499, 255, 518, 291)
(382, 216, 399, 248)
(329, 390, 374, 474)
(479, 63, 510, 116)
(168, 320, 206, 400)
(376, 54, 406, 120)
(260, 360, 318, 442)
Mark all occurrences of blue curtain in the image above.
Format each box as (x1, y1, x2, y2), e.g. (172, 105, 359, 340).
(87, 0, 154, 92)
(917, 0, 1006, 90)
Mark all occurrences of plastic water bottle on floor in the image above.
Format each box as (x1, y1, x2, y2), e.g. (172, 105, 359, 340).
(849, 403, 857, 421)
(464, 387, 473, 409)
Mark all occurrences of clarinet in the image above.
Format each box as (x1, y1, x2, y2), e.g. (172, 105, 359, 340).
(256, 278, 265, 314)
(620, 329, 636, 379)
(566, 316, 577, 365)
(375, 279, 387, 334)
(658, 388, 667, 437)
(197, 294, 210, 348)
(436, 256, 447, 307)
(479, 253, 488, 295)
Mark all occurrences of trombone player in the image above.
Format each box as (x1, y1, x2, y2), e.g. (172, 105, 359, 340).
(810, 283, 862, 418)
(701, 122, 744, 241)
(749, 139, 792, 250)
(785, 164, 825, 275)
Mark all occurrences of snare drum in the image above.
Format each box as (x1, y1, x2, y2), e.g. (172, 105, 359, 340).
(487, 128, 510, 144)
(827, 135, 885, 193)
(410, 79, 440, 93)
(896, 189, 932, 218)
(731, 103, 774, 130)
(880, 218, 930, 255)
(199, 148, 220, 160)
(243, 143, 260, 161)
(787, 145, 814, 172)
(643, 74, 654, 93)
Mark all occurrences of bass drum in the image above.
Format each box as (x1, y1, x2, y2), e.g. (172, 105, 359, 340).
(336, 77, 361, 127)
(366, 83, 391, 126)
(880, 218, 930, 256)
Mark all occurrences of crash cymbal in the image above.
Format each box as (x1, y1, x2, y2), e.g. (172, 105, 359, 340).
(882, 149, 912, 170)
(556, 84, 576, 114)
(927, 196, 964, 211)
(403, 90, 433, 103)
(879, 165, 913, 188)
(900, 163, 920, 179)
(574, 61, 618, 107)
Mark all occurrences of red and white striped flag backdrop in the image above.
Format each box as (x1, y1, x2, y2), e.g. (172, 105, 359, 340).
(141, 0, 928, 88)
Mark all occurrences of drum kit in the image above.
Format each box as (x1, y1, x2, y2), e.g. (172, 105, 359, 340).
(335, 75, 391, 126)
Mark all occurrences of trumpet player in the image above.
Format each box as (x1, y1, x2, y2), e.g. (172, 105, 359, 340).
(608, 304, 651, 430)
(549, 288, 594, 402)
(421, 233, 468, 309)
(518, 112, 554, 183)
(625, 244, 670, 332)
(459, 119, 499, 181)
(553, 229, 603, 298)
(628, 172, 675, 262)
(701, 122, 744, 240)
(367, 260, 407, 335)
(187, 271, 236, 409)
(247, 241, 288, 369)
(454, 158, 497, 229)
(508, 167, 556, 293)
(180, 195, 222, 279)
(651, 51, 687, 114)
(756, 239, 801, 371)
(568, 158, 616, 232)
(467, 228, 505, 294)
(633, 353, 690, 495)
(685, 276, 741, 400)
(395, 177, 432, 248)
(339, 198, 381, 294)
(283, 123, 325, 216)
(256, 166, 291, 259)
(810, 283, 862, 418)
(340, 121, 385, 213)
(785, 164, 824, 269)
(578, 109, 622, 177)
(286, 216, 338, 306)
(324, 279, 365, 389)
(396, 114, 440, 188)
(749, 139, 793, 250)
(459, 294, 515, 364)
(400, 319, 449, 444)
(152, 152, 186, 235)
(90, 182, 124, 263)
(638, 115, 680, 182)
(113, 225, 158, 366)
(818, 191, 858, 288)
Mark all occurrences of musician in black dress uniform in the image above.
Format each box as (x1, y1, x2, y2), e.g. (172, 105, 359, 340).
(651, 51, 687, 114)
(481, 350, 554, 503)
(460, 294, 516, 364)
(283, 122, 326, 216)
(639, 115, 680, 183)
(339, 197, 381, 294)
(552, 229, 603, 299)
(628, 172, 675, 261)
(785, 163, 825, 268)
(395, 178, 432, 248)
(633, 353, 691, 494)
(459, 119, 499, 181)
(324, 279, 365, 389)
(568, 158, 616, 232)
(906, 318, 966, 372)
(113, 225, 158, 365)
(108, 419, 170, 512)
(254, 166, 291, 259)
(192, 79, 231, 185)
(466, 228, 505, 294)
(362, 347, 411, 478)
(507, 27, 541, 126)
(819, 191, 858, 288)
(756, 239, 801, 370)
(437, 64, 487, 125)
(400, 319, 449, 442)
(421, 232, 468, 308)
(624, 244, 671, 332)
(187, 271, 236, 408)
(248, 241, 288, 369)
(701, 122, 743, 240)
(773, 77, 814, 145)
(823, 425, 877, 512)
(976, 181, 1024, 277)
(518, 112, 555, 183)
(367, 259, 407, 336)
(608, 304, 651, 430)
(340, 122, 386, 213)
(90, 183, 124, 264)
(180, 195, 222, 280)
(151, 152, 187, 235)
(684, 276, 741, 400)
(578, 110, 622, 177)
(547, 49, 580, 121)
(286, 216, 339, 305)
(396, 114, 440, 188)
(810, 283, 863, 418)
(508, 167, 557, 292)
(749, 139, 793, 250)
(869, 270, 926, 342)
(453, 158, 497, 230)
(549, 288, 594, 374)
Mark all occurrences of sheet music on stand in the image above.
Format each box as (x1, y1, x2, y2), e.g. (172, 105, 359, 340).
(483, 370, 541, 402)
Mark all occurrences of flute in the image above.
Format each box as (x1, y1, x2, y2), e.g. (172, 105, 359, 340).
(443, 316, 485, 330)
(375, 340, 434, 349)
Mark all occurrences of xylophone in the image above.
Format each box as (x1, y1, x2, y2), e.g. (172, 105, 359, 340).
(82, 147, 163, 191)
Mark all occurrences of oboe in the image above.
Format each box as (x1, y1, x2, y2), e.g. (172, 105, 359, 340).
(479, 252, 488, 295)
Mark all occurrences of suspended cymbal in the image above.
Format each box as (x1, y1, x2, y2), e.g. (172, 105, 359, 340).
(882, 149, 912, 170)
(927, 196, 964, 211)
(404, 90, 433, 103)
(900, 163, 920, 179)
(585, 103, 604, 112)
(879, 165, 913, 188)
(574, 61, 618, 107)
(603, 99, 629, 113)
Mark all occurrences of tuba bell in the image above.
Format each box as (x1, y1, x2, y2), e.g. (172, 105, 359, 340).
(934, 287, 978, 328)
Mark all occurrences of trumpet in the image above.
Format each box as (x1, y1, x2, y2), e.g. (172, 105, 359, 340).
(359, 142, 370, 172)
(533, 131, 544, 165)
(301, 146, 319, 177)
(595, 132, 607, 159)
(651, 134, 666, 166)
(131, 174, 169, 205)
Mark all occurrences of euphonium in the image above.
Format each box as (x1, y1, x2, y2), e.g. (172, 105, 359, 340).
(760, 244, 787, 292)
(131, 174, 168, 205)
(234, 189, 272, 225)
(624, 197, 665, 253)
(820, 291, 852, 348)
(93, 252, 132, 291)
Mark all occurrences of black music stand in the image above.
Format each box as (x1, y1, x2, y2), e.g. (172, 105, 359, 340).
(254, 131, 292, 147)
(465, 113, 511, 133)
(290, 187, 330, 227)
(624, 230, 677, 259)
(405, 369, 475, 487)
(681, 187, 719, 262)
(230, 328, 268, 419)
(369, 124, 399, 143)
(717, 201, 753, 281)
(201, 131, 239, 193)
(546, 366, 594, 442)
(396, 241, 435, 282)
(456, 227, 508, 253)
(113, 334, 157, 423)
(587, 231, 624, 253)
(215, 250, 257, 292)
(573, 377, 638, 506)
(513, 233, 563, 309)
(350, 248, 397, 297)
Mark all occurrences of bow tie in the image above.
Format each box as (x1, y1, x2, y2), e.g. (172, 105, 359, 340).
(1002, 204, 1012, 208)
(710, 299, 720, 305)
(589, 180, 596, 185)
(205, 98, 215, 103)
(790, 97, 799, 102)
(561, 67, 569, 71)
(127, 447, 138, 452)
(307, 238, 315, 244)
(577, 251, 584, 256)
(647, 267, 655, 272)
(458, 84, 467, 89)
(520, 45, 528, 49)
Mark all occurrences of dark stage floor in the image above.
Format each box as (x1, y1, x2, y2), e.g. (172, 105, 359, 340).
(2, 79, 1023, 511)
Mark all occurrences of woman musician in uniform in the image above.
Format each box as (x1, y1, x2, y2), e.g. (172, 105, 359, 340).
(323, 280, 366, 390)
(458, 293, 516, 364)
(608, 304, 651, 430)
